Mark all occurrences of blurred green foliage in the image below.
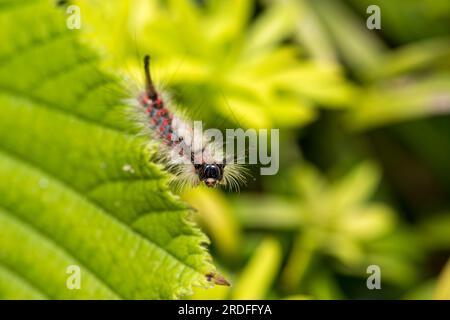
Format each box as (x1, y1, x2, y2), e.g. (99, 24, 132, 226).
(74, 0, 450, 300)
(78, 0, 356, 129)
(11, 0, 450, 299)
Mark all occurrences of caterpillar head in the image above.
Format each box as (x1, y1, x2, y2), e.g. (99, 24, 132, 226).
(195, 163, 224, 188)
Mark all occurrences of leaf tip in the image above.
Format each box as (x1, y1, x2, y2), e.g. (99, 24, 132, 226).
(206, 272, 230, 286)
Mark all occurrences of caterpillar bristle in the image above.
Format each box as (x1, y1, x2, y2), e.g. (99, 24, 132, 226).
(124, 55, 248, 191)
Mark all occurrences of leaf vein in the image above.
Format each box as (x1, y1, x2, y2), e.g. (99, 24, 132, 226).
(0, 260, 50, 299)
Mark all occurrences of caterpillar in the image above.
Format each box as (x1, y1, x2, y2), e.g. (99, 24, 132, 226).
(127, 55, 247, 191)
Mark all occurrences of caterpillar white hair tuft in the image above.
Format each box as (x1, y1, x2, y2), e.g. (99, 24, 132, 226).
(126, 55, 249, 191)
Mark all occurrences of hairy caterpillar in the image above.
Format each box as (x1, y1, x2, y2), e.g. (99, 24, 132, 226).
(127, 55, 247, 190)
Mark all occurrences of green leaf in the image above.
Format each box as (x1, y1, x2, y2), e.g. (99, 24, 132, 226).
(294, 0, 339, 63)
(0, 0, 218, 299)
(370, 37, 450, 80)
(419, 213, 450, 250)
(330, 162, 381, 209)
(346, 73, 450, 130)
(311, 0, 386, 79)
(435, 259, 450, 300)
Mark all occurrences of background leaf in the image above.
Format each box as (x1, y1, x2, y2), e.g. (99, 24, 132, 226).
(434, 259, 450, 300)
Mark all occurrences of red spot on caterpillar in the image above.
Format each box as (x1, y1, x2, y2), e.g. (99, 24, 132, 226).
(167, 133, 172, 141)
(159, 126, 165, 132)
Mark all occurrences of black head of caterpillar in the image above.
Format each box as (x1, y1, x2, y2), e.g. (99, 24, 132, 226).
(195, 163, 224, 188)
(132, 55, 248, 190)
